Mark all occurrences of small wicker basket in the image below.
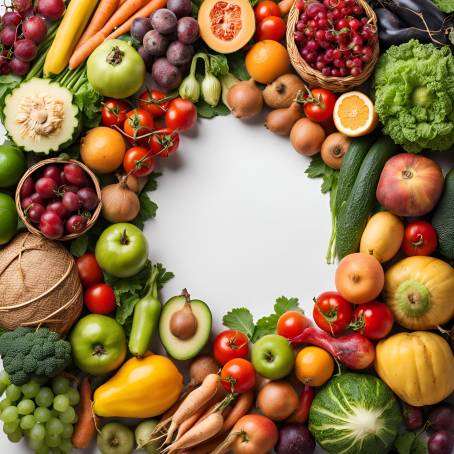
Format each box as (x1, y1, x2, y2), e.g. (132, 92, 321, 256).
(286, 0, 379, 92)
(15, 158, 102, 241)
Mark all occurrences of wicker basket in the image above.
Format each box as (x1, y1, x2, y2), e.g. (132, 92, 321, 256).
(286, 0, 379, 92)
(15, 158, 102, 241)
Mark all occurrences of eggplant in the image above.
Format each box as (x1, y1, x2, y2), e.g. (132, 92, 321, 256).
(376, 8, 434, 46)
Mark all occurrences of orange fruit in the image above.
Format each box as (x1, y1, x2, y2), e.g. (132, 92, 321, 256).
(333, 91, 378, 137)
(295, 346, 334, 387)
(245, 40, 290, 84)
(80, 127, 126, 174)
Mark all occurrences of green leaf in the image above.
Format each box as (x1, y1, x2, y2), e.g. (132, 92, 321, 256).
(115, 293, 141, 326)
(223, 308, 255, 340)
(253, 314, 279, 342)
(196, 100, 230, 119)
(394, 432, 428, 454)
(305, 155, 330, 179)
(274, 296, 302, 316)
(142, 172, 161, 193)
(133, 193, 158, 229)
(156, 263, 175, 290)
(69, 234, 89, 257)
(0, 74, 21, 120)
(227, 51, 250, 81)
(210, 54, 229, 77)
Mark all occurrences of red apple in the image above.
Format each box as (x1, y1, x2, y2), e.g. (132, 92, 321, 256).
(376, 153, 444, 217)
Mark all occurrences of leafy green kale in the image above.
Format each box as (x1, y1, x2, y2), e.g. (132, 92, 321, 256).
(0, 327, 71, 386)
(223, 296, 303, 342)
(374, 40, 454, 152)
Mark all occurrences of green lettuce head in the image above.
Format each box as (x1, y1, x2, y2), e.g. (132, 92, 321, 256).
(374, 39, 454, 153)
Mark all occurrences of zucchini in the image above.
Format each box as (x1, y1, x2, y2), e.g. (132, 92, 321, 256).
(336, 135, 375, 214)
(432, 168, 454, 260)
(336, 136, 398, 259)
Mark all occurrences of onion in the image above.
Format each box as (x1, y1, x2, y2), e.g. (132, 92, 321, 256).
(227, 79, 263, 119)
(265, 102, 302, 136)
(101, 179, 140, 222)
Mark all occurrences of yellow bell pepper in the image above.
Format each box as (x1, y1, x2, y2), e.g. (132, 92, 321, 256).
(44, 0, 99, 76)
(93, 353, 183, 418)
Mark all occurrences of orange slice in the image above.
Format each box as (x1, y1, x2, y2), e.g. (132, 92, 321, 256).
(333, 91, 378, 137)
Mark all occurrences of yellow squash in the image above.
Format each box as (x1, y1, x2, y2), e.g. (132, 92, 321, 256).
(44, 0, 98, 76)
(360, 211, 403, 263)
(375, 332, 454, 406)
(93, 353, 183, 418)
(384, 256, 454, 329)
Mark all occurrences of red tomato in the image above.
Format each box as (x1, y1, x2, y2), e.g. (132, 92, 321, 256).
(138, 89, 170, 118)
(213, 330, 249, 365)
(165, 98, 197, 132)
(101, 99, 129, 128)
(123, 146, 155, 177)
(351, 302, 394, 340)
(313, 291, 353, 336)
(277, 311, 311, 341)
(303, 88, 337, 123)
(84, 283, 116, 314)
(254, 0, 281, 22)
(221, 358, 256, 394)
(255, 16, 286, 41)
(401, 220, 438, 256)
(76, 253, 103, 288)
(149, 128, 180, 158)
(123, 108, 155, 143)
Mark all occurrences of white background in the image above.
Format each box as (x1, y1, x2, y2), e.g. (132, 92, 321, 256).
(0, 112, 335, 452)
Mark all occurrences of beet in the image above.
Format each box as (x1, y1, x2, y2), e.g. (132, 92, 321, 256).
(152, 58, 182, 89)
(276, 424, 315, 454)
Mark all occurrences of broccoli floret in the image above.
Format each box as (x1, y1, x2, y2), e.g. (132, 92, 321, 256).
(0, 327, 72, 386)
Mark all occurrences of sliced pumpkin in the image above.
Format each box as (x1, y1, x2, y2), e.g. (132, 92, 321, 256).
(198, 0, 255, 54)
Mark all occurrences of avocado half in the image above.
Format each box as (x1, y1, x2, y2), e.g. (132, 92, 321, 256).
(159, 294, 212, 361)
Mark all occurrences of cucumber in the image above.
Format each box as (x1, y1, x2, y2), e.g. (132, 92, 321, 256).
(336, 136, 398, 259)
(336, 135, 375, 214)
(432, 168, 454, 260)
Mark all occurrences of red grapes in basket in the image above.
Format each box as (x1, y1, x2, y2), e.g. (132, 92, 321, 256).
(294, 0, 377, 77)
(20, 163, 99, 240)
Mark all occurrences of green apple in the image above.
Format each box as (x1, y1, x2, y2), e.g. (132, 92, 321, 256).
(70, 314, 127, 375)
(0, 193, 17, 245)
(251, 334, 294, 380)
(95, 223, 148, 278)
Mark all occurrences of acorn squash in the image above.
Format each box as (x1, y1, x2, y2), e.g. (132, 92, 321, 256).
(375, 332, 454, 406)
(198, 0, 255, 54)
(384, 256, 454, 330)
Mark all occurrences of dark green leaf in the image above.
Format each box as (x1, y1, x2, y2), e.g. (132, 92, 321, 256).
(0, 74, 21, 120)
(133, 193, 158, 229)
(253, 314, 279, 342)
(70, 234, 89, 257)
(305, 155, 330, 179)
(274, 296, 302, 316)
(223, 308, 255, 340)
(115, 293, 141, 325)
(394, 432, 427, 454)
(227, 52, 250, 81)
(197, 100, 230, 119)
(142, 172, 162, 193)
(156, 263, 175, 290)
(210, 54, 229, 77)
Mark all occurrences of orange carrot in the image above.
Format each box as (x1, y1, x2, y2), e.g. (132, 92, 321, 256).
(72, 377, 98, 449)
(221, 391, 254, 433)
(75, 0, 120, 50)
(179, 436, 225, 454)
(69, 0, 148, 69)
(106, 0, 168, 40)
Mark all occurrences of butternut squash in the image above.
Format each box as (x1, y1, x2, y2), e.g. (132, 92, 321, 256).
(375, 332, 454, 406)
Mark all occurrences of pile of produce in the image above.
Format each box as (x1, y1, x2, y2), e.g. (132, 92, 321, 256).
(0, 0, 454, 453)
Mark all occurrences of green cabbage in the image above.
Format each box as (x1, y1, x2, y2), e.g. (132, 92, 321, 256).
(309, 373, 401, 454)
(374, 39, 454, 153)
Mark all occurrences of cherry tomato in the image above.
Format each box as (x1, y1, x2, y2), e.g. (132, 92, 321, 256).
(351, 302, 394, 340)
(313, 291, 353, 336)
(138, 89, 170, 118)
(213, 330, 249, 365)
(221, 358, 256, 394)
(303, 88, 337, 123)
(123, 108, 155, 143)
(76, 253, 103, 288)
(254, 0, 281, 22)
(101, 99, 129, 128)
(123, 146, 156, 177)
(255, 16, 286, 41)
(149, 128, 180, 158)
(165, 98, 197, 132)
(401, 220, 438, 256)
(84, 283, 116, 314)
(277, 311, 311, 341)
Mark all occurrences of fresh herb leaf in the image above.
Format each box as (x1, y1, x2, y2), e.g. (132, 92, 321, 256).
(0, 74, 21, 120)
(197, 100, 230, 119)
(133, 192, 158, 229)
(223, 308, 255, 340)
(156, 263, 175, 290)
(394, 432, 427, 454)
(253, 314, 279, 342)
(73, 79, 101, 128)
(70, 234, 88, 257)
(275, 296, 301, 316)
(227, 51, 250, 81)
(142, 172, 161, 193)
(210, 54, 229, 77)
(116, 293, 142, 326)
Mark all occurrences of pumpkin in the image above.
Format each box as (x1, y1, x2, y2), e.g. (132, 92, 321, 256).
(384, 256, 454, 329)
(198, 0, 255, 54)
(375, 332, 454, 406)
